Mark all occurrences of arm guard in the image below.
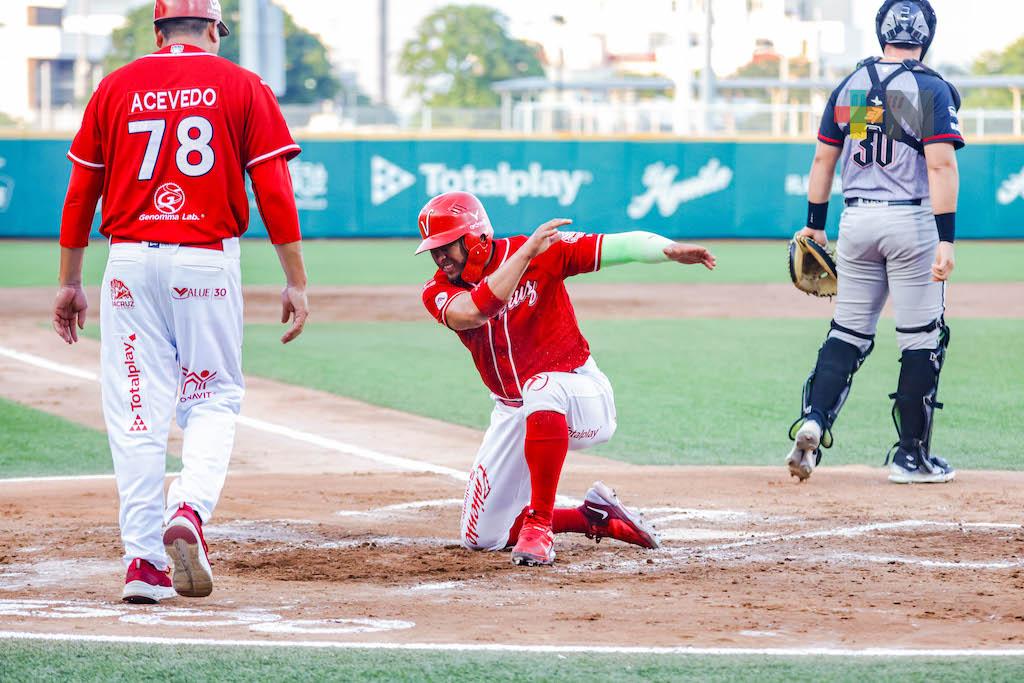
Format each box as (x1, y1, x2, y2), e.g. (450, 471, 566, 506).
(600, 231, 673, 268)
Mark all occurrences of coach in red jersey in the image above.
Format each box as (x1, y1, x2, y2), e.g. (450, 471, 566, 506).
(419, 191, 716, 566)
(53, 0, 309, 603)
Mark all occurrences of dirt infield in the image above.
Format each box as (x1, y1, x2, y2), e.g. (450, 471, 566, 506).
(4, 281, 1020, 325)
(1, 315, 1023, 651)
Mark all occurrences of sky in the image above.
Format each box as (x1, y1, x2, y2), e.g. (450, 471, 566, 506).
(272, 0, 1024, 108)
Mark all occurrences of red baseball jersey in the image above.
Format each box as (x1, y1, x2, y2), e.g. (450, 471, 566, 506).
(422, 232, 605, 402)
(67, 43, 300, 243)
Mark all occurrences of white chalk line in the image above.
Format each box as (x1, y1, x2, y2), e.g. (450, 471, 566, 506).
(0, 345, 467, 483)
(0, 472, 183, 485)
(1, 630, 1024, 657)
(335, 498, 463, 517)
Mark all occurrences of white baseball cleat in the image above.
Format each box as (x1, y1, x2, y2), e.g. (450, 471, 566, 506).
(786, 420, 822, 482)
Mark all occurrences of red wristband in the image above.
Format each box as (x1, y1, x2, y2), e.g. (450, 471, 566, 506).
(470, 279, 504, 318)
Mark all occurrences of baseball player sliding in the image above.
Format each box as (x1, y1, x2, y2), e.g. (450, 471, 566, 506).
(53, 0, 309, 603)
(786, 0, 963, 484)
(418, 191, 716, 566)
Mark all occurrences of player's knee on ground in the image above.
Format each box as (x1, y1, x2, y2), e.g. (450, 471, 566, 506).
(459, 465, 518, 552)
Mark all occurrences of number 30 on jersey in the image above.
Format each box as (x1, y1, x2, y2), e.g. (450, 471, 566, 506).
(128, 116, 216, 181)
(852, 128, 895, 168)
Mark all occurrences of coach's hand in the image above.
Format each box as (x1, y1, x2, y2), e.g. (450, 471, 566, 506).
(280, 285, 309, 344)
(797, 227, 828, 248)
(52, 284, 88, 344)
(525, 218, 570, 258)
(932, 241, 955, 282)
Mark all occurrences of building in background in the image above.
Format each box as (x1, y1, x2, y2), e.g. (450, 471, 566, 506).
(0, 0, 146, 127)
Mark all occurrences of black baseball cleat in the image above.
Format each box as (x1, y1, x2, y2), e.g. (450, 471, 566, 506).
(886, 440, 956, 484)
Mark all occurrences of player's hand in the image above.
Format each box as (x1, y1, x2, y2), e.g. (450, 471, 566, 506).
(797, 227, 828, 247)
(280, 285, 309, 344)
(525, 219, 570, 258)
(664, 243, 716, 270)
(932, 241, 955, 282)
(52, 284, 88, 344)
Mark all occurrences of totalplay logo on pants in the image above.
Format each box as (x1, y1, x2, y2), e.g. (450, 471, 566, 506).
(371, 155, 593, 206)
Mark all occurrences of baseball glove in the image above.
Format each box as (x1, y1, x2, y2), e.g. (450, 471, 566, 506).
(788, 235, 837, 298)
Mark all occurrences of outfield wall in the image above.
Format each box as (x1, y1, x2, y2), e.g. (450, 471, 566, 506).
(1, 137, 1023, 239)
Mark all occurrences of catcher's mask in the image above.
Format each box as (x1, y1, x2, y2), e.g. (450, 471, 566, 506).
(416, 191, 494, 284)
(875, 0, 936, 59)
(154, 0, 230, 37)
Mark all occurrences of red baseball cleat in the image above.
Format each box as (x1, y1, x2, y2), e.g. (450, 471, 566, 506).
(581, 481, 661, 549)
(163, 503, 214, 598)
(122, 558, 176, 604)
(511, 513, 556, 566)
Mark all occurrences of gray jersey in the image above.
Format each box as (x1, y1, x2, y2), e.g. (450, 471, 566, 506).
(818, 59, 965, 201)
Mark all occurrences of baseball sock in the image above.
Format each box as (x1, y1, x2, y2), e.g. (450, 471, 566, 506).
(523, 410, 569, 527)
(508, 507, 589, 544)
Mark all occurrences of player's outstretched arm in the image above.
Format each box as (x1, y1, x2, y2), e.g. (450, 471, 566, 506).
(797, 141, 842, 247)
(925, 142, 959, 282)
(600, 232, 716, 270)
(444, 218, 567, 330)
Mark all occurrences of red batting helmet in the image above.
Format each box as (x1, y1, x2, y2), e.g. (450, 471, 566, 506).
(416, 192, 494, 283)
(154, 0, 230, 37)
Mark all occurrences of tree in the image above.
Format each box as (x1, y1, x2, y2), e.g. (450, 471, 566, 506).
(963, 36, 1024, 109)
(398, 4, 544, 108)
(104, 0, 339, 104)
(723, 56, 813, 104)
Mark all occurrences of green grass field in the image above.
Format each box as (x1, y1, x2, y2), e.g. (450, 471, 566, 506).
(1, 642, 1022, 682)
(3, 239, 1022, 680)
(9, 239, 1024, 286)
(242, 317, 1023, 470)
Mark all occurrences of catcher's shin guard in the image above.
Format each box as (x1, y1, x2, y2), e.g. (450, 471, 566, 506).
(889, 318, 950, 456)
(789, 322, 875, 450)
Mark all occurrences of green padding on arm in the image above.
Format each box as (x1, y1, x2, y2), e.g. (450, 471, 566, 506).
(600, 231, 673, 268)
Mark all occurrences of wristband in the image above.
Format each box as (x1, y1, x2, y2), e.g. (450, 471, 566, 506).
(806, 201, 829, 230)
(935, 213, 956, 243)
(470, 279, 505, 318)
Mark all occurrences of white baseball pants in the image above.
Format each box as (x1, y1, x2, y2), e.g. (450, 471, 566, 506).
(460, 357, 617, 551)
(100, 239, 244, 570)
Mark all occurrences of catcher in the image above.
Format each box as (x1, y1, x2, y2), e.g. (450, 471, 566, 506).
(418, 191, 716, 566)
(785, 0, 962, 485)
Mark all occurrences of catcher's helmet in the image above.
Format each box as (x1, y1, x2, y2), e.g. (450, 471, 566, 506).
(875, 0, 936, 58)
(155, 0, 230, 37)
(416, 192, 494, 283)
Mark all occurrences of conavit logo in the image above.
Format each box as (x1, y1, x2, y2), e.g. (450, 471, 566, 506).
(180, 367, 217, 403)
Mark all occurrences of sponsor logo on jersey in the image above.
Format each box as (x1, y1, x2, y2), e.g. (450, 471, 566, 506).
(180, 367, 217, 403)
(289, 159, 329, 210)
(434, 291, 449, 310)
(129, 87, 219, 113)
(371, 156, 417, 205)
(172, 286, 227, 300)
(628, 159, 733, 219)
(461, 464, 492, 547)
(558, 231, 587, 244)
(370, 156, 594, 207)
(122, 333, 146, 431)
(0, 157, 13, 213)
(110, 279, 135, 309)
(505, 280, 538, 312)
(154, 183, 186, 215)
(996, 166, 1024, 205)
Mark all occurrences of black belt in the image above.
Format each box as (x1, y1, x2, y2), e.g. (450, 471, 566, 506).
(845, 198, 923, 207)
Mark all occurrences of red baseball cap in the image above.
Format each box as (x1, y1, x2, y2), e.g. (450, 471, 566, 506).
(154, 0, 230, 37)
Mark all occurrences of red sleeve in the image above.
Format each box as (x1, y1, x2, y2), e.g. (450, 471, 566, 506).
(59, 164, 104, 248)
(422, 276, 468, 329)
(68, 88, 105, 169)
(243, 79, 300, 169)
(549, 231, 604, 278)
(249, 155, 301, 244)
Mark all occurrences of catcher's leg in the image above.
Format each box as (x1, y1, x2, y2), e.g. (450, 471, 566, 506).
(787, 211, 884, 481)
(884, 218, 953, 483)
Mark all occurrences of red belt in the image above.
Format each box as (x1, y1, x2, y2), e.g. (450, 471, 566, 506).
(110, 236, 224, 251)
(497, 398, 523, 408)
